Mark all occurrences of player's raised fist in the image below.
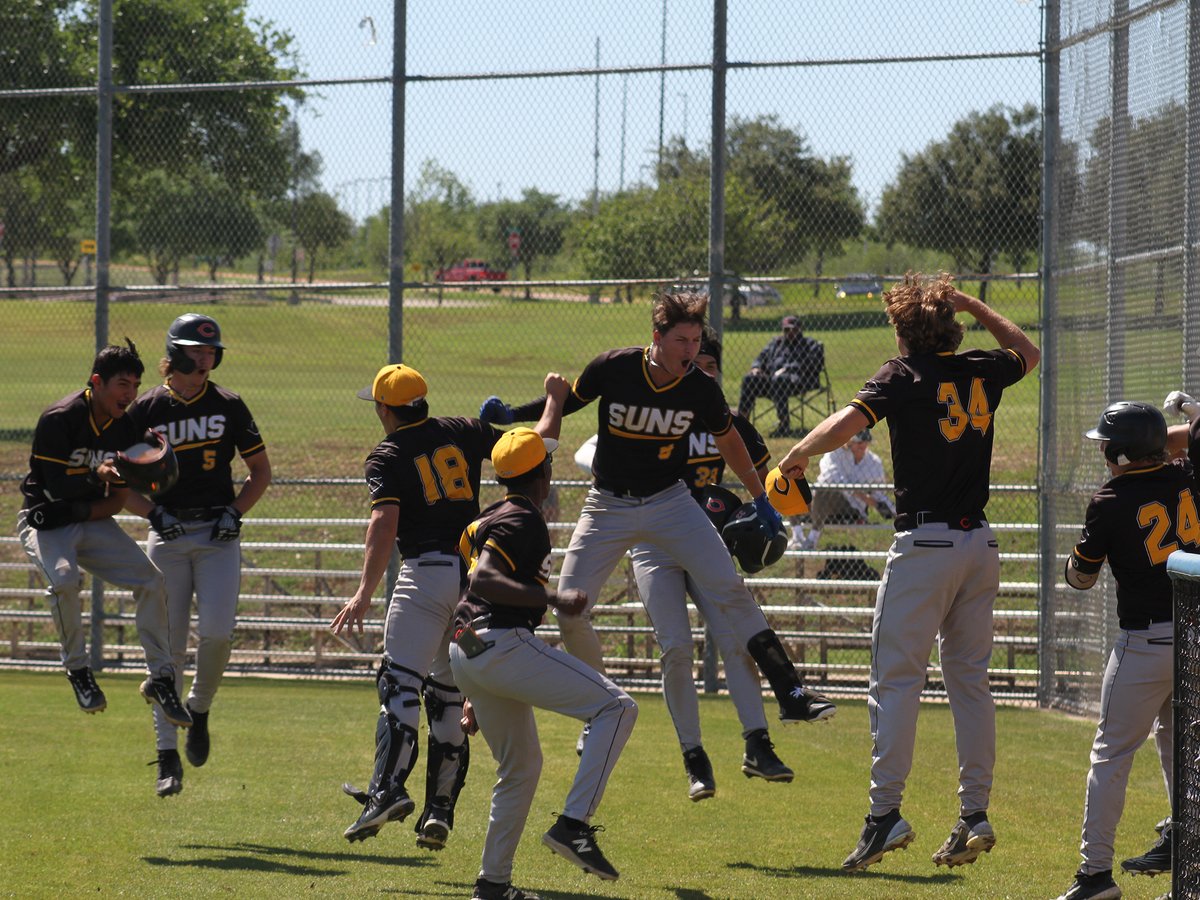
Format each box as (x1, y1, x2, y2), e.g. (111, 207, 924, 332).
(544, 373, 570, 401)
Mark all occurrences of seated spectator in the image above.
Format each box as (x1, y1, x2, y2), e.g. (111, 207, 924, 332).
(737, 315, 825, 437)
(792, 429, 894, 549)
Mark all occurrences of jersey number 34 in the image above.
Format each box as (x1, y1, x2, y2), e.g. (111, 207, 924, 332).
(938, 379, 993, 442)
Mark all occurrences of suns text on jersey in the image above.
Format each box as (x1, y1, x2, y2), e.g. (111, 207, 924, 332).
(67, 448, 114, 468)
(607, 404, 694, 436)
(153, 415, 226, 445)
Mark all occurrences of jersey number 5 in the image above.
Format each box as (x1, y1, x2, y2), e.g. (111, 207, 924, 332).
(1138, 489, 1200, 565)
(415, 446, 474, 504)
(938, 379, 993, 442)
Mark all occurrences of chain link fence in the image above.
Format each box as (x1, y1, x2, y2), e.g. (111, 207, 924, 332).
(1041, 0, 1200, 716)
(1, 1, 1043, 696)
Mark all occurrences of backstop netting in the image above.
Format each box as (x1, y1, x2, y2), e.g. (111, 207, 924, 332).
(1042, 0, 1200, 716)
(1172, 550, 1200, 900)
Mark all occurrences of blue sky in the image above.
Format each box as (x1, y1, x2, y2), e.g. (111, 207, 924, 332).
(245, 1, 1043, 221)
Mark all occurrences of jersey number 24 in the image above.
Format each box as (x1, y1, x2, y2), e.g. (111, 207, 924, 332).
(1139, 489, 1200, 565)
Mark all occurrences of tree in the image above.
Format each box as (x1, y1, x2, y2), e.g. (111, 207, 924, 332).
(477, 189, 569, 300)
(877, 104, 1041, 303)
(405, 160, 475, 300)
(116, 169, 195, 284)
(294, 191, 351, 283)
(191, 175, 266, 281)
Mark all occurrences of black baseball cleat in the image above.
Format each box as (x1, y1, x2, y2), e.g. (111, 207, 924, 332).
(151, 748, 183, 798)
(778, 684, 837, 724)
(66, 667, 107, 714)
(343, 785, 415, 842)
(1121, 822, 1171, 877)
(472, 878, 542, 900)
(842, 809, 915, 871)
(415, 798, 453, 851)
(1054, 869, 1122, 900)
(184, 705, 210, 767)
(140, 675, 193, 728)
(542, 815, 619, 881)
(682, 746, 716, 801)
(741, 729, 794, 782)
(931, 816, 996, 867)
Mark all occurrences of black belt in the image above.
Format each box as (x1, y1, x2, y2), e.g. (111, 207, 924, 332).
(398, 540, 459, 559)
(1120, 615, 1172, 630)
(167, 506, 223, 522)
(594, 478, 675, 499)
(894, 511, 986, 531)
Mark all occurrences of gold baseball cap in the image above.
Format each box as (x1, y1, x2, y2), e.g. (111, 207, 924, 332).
(764, 466, 811, 516)
(357, 364, 428, 406)
(492, 427, 558, 479)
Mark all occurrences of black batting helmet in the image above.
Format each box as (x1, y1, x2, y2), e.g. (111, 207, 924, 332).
(700, 484, 742, 532)
(116, 430, 179, 497)
(1084, 401, 1167, 465)
(721, 502, 787, 574)
(166, 313, 224, 374)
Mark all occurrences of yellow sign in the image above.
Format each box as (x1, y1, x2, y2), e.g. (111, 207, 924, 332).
(80, 239, 97, 255)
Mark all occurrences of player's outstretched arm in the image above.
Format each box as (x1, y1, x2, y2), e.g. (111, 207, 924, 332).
(778, 406, 870, 480)
(331, 504, 399, 634)
(951, 288, 1040, 372)
(534, 373, 570, 442)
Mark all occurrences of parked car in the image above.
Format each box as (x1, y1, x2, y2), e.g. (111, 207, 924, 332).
(435, 258, 508, 291)
(835, 273, 884, 300)
(671, 280, 782, 308)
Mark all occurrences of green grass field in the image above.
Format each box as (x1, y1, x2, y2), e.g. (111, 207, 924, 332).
(0, 671, 1172, 899)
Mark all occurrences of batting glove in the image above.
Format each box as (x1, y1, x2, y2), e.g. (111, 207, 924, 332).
(149, 505, 185, 541)
(753, 493, 784, 539)
(1163, 390, 1200, 423)
(479, 395, 514, 425)
(210, 505, 242, 543)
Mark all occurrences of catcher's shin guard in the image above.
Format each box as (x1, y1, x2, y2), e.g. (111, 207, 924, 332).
(367, 660, 423, 793)
(415, 679, 469, 833)
(746, 629, 802, 700)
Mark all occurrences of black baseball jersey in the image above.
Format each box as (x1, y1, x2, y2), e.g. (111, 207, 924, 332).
(455, 493, 553, 632)
(850, 348, 1028, 518)
(1070, 459, 1200, 623)
(366, 416, 500, 550)
(572, 347, 733, 493)
(1189, 416, 1200, 477)
(682, 412, 768, 502)
(21, 389, 138, 508)
(126, 381, 265, 508)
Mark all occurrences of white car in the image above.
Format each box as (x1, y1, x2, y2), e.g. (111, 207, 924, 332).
(672, 281, 782, 307)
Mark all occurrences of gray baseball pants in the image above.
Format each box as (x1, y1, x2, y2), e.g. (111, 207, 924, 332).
(147, 521, 242, 750)
(630, 541, 768, 748)
(1078, 620, 1173, 874)
(557, 481, 772, 673)
(450, 626, 637, 885)
(868, 522, 999, 818)
(17, 511, 172, 675)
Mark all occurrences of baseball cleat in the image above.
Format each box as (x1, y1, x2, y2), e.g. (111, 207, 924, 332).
(66, 667, 107, 714)
(151, 748, 183, 798)
(184, 705, 210, 767)
(343, 786, 415, 843)
(415, 799, 453, 851)
(140, 674, 193, 728)
(542, 815, 619, 881)
(342, 782, 370, 805)
(842, 809, 915, 871)
(741, 729, 794, 782)
(682, 746, 716, 801)
(932, 817, 995, 867)
(472, 878, 542, 900)
(1121, 823, 1171, 877)
(1055, 869, 1122, 900)
(778, 685, 837, 724)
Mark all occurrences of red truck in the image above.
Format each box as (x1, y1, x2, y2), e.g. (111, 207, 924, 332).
(435, 258, 507, 290)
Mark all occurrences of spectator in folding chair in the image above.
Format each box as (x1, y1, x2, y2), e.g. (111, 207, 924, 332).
(737, 315, 825, 438)
(792, 429, 894, 550)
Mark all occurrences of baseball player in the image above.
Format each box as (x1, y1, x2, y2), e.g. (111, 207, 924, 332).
(778, 274, 1039, 872)
(16, 340, 192, 741)
(123, 314, 272, 797)
(1052, 401, 1196, 900)
(480, 291, 834, 728)
(623, 329, 800, 799)
(452, 406, 638, 900)
(331, 363, 505, 850)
